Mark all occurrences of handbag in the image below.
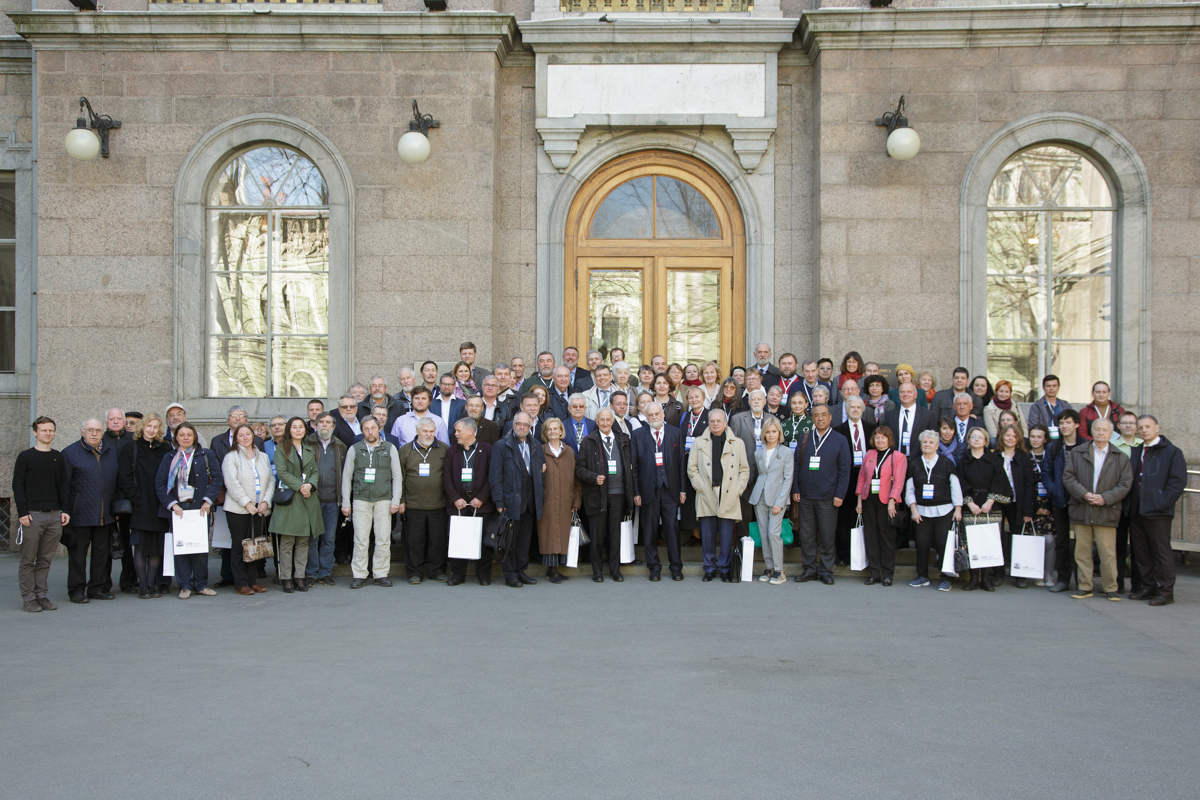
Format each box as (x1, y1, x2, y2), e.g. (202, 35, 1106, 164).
(111, 499, 132, 516)
(273, 479, 295, 506)
(109, 526, 125, 560)
(886, 500, 910, 528)
(241, 515, 274, 562)
(390, 514, 404, 546)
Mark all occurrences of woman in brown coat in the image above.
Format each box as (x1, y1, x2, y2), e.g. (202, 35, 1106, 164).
(538, 417, 582, 583)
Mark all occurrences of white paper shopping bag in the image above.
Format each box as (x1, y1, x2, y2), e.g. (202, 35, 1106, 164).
(964, 521, 1004, 569)
(566, 522, 582, 569)
(850, 516, 867, 571)
(171, 510, 210, 555)
(739, 536, 755, 583)
(941, 528, 958, 578)
(1011, 530, 1046, 579)
(211, 509, 232, 549)
(162, 532, 175, 576)
(447, 514, 484, 560)
(619, 518, 636, 563)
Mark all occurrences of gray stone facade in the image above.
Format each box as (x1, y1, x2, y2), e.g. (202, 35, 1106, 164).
(0, 1, 1196, 538)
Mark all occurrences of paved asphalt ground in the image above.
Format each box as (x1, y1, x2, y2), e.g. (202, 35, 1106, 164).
(4, 553, 1200, 799)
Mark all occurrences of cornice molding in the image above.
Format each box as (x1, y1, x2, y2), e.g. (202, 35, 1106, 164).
(519, 16, 798, 51)
(801, 3, 1200, 52)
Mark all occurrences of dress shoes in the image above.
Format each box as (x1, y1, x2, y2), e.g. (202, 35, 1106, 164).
(548, 573, 563, 584)
(981, 580, 995, 592)
(37, 598, 57, 610)
(408, 576, 422, 585)
(794, 572, 817, 583)
(611, 573, 624, 582)
(251, 585, 267, 593)
(69, 593, 89, 604)
(1129, 587, 1157, 601)
(432, 572, 449, 583)
(671, 572, 684, 581)
(1015, 578, 1028, 589)
(702, 573, 716, 582)
(236, 587, 255, 595)
(447, 576, 464, 586)
(592, 574, 604, 583)
(720, 573, 732, 583)
(478, 579, 491, 586)
(649, 573, 661, 582)
(87, 591, 115, 600)
(373, 578, 393, 587)
(518, 573, 538, 585)
(820, 575, 835, 585)
(1149, 593, 1174, 606)
(281, 580, 294, 593)
(350, 578, 367, 589)
(138, 588, 152, 599)
(881, 578, 893, 586)
(864, 577, 877, 585)
(213, 579, 235, 589)
(505, 578, 524, 588)
(294, 579, 308, 592)
(963, 576, 979, 591)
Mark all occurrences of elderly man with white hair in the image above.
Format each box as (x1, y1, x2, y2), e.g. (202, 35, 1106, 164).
(729, 387, 777, 543)
(397, 417, 449, 584)
(687, 409, 750, 582)
(61, 417, 121, 603)
(631, 401, 688, 581)
(834, 395, 876, 566)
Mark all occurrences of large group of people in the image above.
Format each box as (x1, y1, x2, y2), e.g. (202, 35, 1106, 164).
(11, 341, 1191, 612)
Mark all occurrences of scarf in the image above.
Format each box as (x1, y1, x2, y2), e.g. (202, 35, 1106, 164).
(865, 394, 889, 411)
(925, 388, 936, 403)
(841, 371, 862, 389)
(682, 378, 702, 388)
(992, 395, 1012, 411)
(166, 445, 196, 492)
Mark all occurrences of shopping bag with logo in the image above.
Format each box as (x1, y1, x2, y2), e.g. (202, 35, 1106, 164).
(850, 515, 867, 571)
(739, 536, 755, 583)
(447, 509, 484, 560)
(963, 517, 1004, 569)
(566, 512, 583, 569)
(619, 517, 636, 563)
(941, 526, 959, 578)
(1010, 523, 1045, 579)
(171, 509, 210, 555)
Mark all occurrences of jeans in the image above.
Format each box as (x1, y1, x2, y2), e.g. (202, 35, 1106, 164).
(18, 511, 62, 601)
(306, 502, 339, 579)
(699, 516, 736, 575)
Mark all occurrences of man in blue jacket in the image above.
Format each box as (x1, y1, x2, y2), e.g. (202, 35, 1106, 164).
(62, 417, 120, 603)
(1046, 410, 1087, 593)
(1127, 416, 1189, 606)
(790, 404, 851, 585)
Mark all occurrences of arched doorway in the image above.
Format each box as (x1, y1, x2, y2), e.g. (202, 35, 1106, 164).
(564, 151, 745, 371)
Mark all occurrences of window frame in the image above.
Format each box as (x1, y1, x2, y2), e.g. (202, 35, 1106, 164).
(174, 115, 354, 423)
(0, 135, 32, 397)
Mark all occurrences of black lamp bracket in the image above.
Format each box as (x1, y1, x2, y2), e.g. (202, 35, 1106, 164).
(409, 100, 440, 136)
(874, 95, 909, 135)
(78, 96, 122, 158)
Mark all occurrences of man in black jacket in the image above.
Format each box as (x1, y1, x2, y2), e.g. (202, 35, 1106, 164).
(1127, 416, 1189, 606)
(62, 418, 120, 603)
(103, 407, 137, 594)
(631, 403, 688, 582)
(883, 382, 937, 458)
(489, 413, 545, 588)
(357, 375, 402, 434)
(13, 416, 70, 612)
(576, 409, 634, 583)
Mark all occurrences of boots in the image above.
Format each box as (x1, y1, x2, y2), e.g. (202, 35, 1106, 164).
(963, 570, 980, 591)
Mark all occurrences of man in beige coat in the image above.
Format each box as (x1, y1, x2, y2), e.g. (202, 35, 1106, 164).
(687, 409, 750, 582)
(1062, 418, 1132, 601)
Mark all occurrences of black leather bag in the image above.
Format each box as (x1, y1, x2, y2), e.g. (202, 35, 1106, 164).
(488, 516, 517, 561)
(390, 514, 404, 546)
(273, 480, 295, 506)
(111, 498, 132, 516)
(109, 526, 125, 560)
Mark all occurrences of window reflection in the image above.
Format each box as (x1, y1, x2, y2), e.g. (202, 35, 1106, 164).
(588, 174, 721, 240)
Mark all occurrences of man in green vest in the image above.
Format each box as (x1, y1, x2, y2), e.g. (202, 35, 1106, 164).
(341, 417, 403, 589)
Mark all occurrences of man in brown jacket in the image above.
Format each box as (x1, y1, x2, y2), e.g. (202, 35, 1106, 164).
(1062, 418, 1132, 601)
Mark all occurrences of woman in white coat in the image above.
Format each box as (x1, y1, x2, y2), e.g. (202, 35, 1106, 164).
(751, 417, 794, 584)
(221, 424, 275, 595)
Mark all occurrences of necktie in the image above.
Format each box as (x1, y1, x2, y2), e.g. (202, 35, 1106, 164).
(600, 390, 609, 408)
(852, 424, 861, 452)
(655, 431, 662, 449)
(958, 419, 966, 440)
(902, 411, 910, 453)
(576, 421, 584, 441)
(521, 442, 529, 471)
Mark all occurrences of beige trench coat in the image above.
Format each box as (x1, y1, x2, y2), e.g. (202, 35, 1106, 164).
(687, 430, 750, 520)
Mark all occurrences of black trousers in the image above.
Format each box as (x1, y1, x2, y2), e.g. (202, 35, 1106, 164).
(111, 514, 136, 591)
(450, 512, 497, 583)
(914, 512, 953, 580)
(1131, 515, 1175, 594)
(1115, 514, 1141, 590)
(64, 524, 112, 596)
(403, 508, 448, 579)
(641, 486, 681, 575)
(502, 510, 536, 581)
(797, 498, 837, 578)
(226, 513, 262, 589)
(1051, 505, 1076, 586)
(861, 499, 895, 581)
(589, 495, 625, 578)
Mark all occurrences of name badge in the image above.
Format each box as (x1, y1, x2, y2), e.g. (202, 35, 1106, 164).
(901, 432, 911, 446)
(870, 478, 881, 494)
(418, 463, 431, 477)
(789, 441, 798, 451)
(921, 484, 934, 501)
(808, 456, 821, 471)
(461, 468, 473, 483)
(608, 459, 617, 475)
(685, 436, 695, 451)
(655, 452, 663, 466)
(1049, 425, 1060, 440)
(1037, 483, 1048, 497)
(178, 485, 195, 503)
(364, 468, 376, 484)
(755, 436, 762, 451)
(853, 451, 863, 466)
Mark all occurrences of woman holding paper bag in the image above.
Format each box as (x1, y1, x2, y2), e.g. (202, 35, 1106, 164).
(221, 423, 274, 595)
(957, 427, 1005, 592)
(538, 418, 582, 584)
(751, 417, 792, 585)
(155, 423, 223, 599)
(855, 425, 906, 586)
(270, 417, 324, 594)
(904, 430, 962, 593)
(993, 424, 1037, 589)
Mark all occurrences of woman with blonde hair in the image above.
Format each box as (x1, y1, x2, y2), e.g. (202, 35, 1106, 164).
(984, 379, 1028, 441)
(699, 360, 722, 408)
(117, 412, 174, 598)
(538, 417, 582, 584)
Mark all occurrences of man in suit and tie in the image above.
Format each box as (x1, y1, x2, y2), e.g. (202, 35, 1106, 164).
(548, 366, 573, 420)
(489, 412, 545, 588)
(431, 374, 465, 431)
(610, 390, 639, 437)
(631, 402, 688, 582)
(458, 341, 490, 388)
(751, 342, 781, 387)
(562, 346, 594, 393)
(798, 359, 834, 406)
(775, 353, 803, 399)
(333, 394, 364, 448)
(834, 395, 875, 565)
(829, 379, 861, 428)
(582, 365, 616, 420)
(562, 395, 596, 453)
(883, 381, 937, 458)
(949, 393, 986, 461)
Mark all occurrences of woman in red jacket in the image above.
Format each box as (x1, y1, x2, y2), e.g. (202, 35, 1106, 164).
(855, 425, 907, 586)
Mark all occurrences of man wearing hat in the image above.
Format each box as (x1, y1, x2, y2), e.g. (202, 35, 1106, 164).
(164, 403, 206, 447)
(124, 411, 143, 434)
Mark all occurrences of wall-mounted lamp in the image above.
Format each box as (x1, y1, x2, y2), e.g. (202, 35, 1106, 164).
(397, 100, 440, 165)
(65, 96, 121, 161)
(874, 95, 920, 161)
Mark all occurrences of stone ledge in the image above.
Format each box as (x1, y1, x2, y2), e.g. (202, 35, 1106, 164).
(7, 10, 521, 60)
(800, 3, 1200, 52)
(520, 15, 798, 50)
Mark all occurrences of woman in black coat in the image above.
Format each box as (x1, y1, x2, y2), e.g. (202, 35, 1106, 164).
(575, 410, 636, 582)
(957, 427, 1006, 592)
(993, 423, 1037, 588)
(117, 413, 174, 598)
(678, 386, 710, 544)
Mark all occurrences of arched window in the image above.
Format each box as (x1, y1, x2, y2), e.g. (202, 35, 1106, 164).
(986, 145, 1114, 402)
(207, 145, 330, 397)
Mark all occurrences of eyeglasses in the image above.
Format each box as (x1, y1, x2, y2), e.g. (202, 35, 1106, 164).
(83, 427, 104, 434)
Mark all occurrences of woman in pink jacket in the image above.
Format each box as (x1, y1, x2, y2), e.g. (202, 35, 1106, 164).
(855, 425, 907, 586)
